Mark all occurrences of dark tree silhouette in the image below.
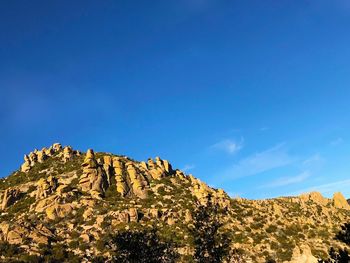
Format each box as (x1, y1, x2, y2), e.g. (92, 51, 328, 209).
(336, 223, 350, 245)
(190, 198, 231, 263)
(318, 247, 350, 263)
(319, 223, 350, 263)
(107, 228, 178, 263)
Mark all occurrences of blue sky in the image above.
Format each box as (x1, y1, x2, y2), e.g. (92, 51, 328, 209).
(1, 0, 350, 199)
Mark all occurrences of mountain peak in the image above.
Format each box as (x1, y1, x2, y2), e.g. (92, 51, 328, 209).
(0, 143, 349, 262)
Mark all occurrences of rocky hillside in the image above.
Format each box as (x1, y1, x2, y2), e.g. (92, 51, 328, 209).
(0, 143, 350, 262)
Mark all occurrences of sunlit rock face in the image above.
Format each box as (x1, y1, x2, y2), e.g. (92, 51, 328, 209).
(1, 143, 350, 262)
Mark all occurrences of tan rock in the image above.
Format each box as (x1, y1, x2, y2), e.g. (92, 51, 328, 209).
(300, 192, 329, 206)
(21, 155, 31, 172)
(1, 189, 21, 210)
(52, 143, 62, 152)
(118, 211, 130, 223)
(46, 203, 74, 220)
(103, 155, 113, 185)
(126, 162, 149, 199)
(287, 245, 317, 263)
(7, 229, 23, 244)
(83, 207, 94, 220)
(62, 146, 73, 162)
(184, 209, 192, 222)
(37, 148, 48, 163)
(36, 176, 58, 200)
(34, 195, 60, 213)
(333, 192, 350, 209)
(81, 234, 90, 242)
(79, 149, 108, 199)
(28, 224, 53, 244)
(129, 208, 138, 222)
(112, 157, 129, 196)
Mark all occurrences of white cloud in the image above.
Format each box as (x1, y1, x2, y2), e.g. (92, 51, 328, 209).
(211, 138, 244, 154)
(330, 137, 344, 146)
(220, 143, 295, 179)
(303, 154, 322, 165)
(260, 171, 311, 188)
(181, 164, 195, 172)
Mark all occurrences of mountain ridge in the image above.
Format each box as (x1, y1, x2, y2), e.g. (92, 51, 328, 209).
(0, 143, 350, 262)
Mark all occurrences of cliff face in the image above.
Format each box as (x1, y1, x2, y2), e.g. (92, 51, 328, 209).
(0, 143, 349, 262)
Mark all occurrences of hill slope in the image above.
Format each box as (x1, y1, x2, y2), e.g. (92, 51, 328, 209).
(0, 143, 350, 262)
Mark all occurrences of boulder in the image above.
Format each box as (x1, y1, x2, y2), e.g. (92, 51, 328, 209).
(112, 157, 129, 196)
(333, 192, 350, 209)
(79, 149, 108, 199)
(300, 192, 329, 206)
(62, 146, 73, 162)
(37, 148, 48, 163)
(36, 176, 58, 200)
(46, 203, 74, 220)
(126, 162, 149, 199)
(1, 188, 21, 210)
(288, 245, 317, 263)
(52, 143, 62, 152)
(21, 155, 31, 172)
(129, 208, 138, 222)
(7, 229, 23, 244)
(20, 143, 64, 173)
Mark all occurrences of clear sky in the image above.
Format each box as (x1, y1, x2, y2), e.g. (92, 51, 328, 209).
(1, 0, 350, 199)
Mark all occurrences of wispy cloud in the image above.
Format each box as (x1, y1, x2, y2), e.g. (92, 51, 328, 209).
(220, 143, 295, 179)
(260, 171, 310, 189)
(330, 137, 344, 146)
(181, 164, 195, 172)
(290, 179, 350, 196)
(303, 154, 323, 165)
(260, 127, 269, 132)
(211, 138, 244, 154)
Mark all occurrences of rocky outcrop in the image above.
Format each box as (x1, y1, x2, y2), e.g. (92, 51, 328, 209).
(20, 143, 80, 172)
(79, 149, 108, 199)
(35, 176, 58, 200)
(300, 192, 329, 206)
(46, 203, 74, 220)
(20, 155, 32, 173)
(145, 157, 173, 179)
(0, 222, 54, 245)
(332, 192, 350, 209)
(20, 143, 62, 172)
(1, 188, 21, 210)
(287, 244, 317, 263)
(110, 156, 151, 198)
(112, 157, 129, 196)
(103, 156, 113, 185)
(126, 162, 149, 199)
(62, 146, 73, 162)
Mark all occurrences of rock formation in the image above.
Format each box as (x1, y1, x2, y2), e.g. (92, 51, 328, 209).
(20, 143, 65, 172)
(146, 157, 172, 179)
(20, 155, 32, 173)
(36, 176, 58, 200)
(62, 146, 73, 162)
(79, 149, 108, 199)
(126, 162, 149, 199)
(300, 192, 329, 206)
(333, 192, 350, 209)
(288, 245, 318, 263)
(1, 189, 21, 210)
(112, 157, 129, 196)
(2, 144, 350, 262)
